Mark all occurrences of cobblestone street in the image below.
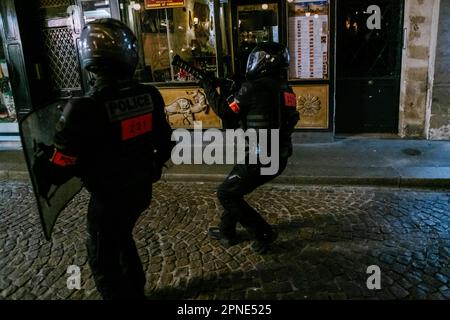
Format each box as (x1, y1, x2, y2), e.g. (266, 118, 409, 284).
(0, 180, 449, 300)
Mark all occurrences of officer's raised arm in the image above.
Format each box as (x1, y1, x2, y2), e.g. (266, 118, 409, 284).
(198, 79, 243, 127)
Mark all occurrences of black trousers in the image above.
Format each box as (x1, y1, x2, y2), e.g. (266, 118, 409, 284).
(86, 183, 152, 300)
(217, 158, 288, 241)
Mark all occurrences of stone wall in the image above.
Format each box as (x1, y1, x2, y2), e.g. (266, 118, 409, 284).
(429, 0, 450, 140)
(399, 0, 441, 138)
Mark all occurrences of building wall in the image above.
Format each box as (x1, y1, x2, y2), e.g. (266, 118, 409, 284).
(429, 0, 450, 140)
(399, 0, 441, 139)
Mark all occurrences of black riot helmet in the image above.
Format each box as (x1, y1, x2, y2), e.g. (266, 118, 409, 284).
(245, 42, 290, 80)
(80, 18, 138, 78)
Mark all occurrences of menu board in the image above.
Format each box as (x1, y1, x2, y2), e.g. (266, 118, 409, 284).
(288, 1, 329, 79)
(289, 15, 328, 79)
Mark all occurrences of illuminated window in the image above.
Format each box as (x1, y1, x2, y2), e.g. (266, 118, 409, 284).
(81, 0, 112, 23)
(134, 0, 219, 83)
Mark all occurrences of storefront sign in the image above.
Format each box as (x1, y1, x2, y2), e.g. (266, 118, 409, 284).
(145, 0, 185, 9)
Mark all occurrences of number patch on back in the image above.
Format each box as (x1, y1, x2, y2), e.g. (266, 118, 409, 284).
(284, 92, 297, 108)
(121, 113, 152, 141)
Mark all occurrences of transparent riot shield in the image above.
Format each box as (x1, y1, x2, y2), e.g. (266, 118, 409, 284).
(19, 99, 82, 240)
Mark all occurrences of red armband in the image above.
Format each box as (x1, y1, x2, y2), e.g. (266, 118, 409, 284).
(228, 101, 240, 114)
(51, 150, 78, 167)
(284, 92, 297, 108)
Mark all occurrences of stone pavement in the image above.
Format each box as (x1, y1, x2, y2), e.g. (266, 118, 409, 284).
(0, 180, 449, 300)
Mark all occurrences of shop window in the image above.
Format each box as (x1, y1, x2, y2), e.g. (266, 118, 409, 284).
(287, 0, 329, 80)
(135, 0, 219, 83)
(236, 2, 279, 75)
(0, 40, 16, 123)
(81, 0, 112, 23)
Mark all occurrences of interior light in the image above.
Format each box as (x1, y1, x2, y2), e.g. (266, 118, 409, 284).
(262, 4, 268, 10)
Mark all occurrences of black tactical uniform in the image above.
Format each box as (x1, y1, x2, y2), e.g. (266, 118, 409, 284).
(200, 42, 299, 253)
(47, 19, 173, 299)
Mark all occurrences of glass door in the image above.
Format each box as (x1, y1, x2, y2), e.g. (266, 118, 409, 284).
(232, 1, 280, 76)
(336, 0, 404, 133)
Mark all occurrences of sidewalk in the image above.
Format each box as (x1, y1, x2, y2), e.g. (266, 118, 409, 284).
(1, 137, 450, 188)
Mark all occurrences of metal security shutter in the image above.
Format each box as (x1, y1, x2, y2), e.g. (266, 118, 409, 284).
(40, 0, 83, 97)
(39, 0, 72, 9)
(43, 27, 82, 94)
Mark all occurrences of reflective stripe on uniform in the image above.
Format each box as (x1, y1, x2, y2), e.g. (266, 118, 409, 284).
(247, 114, 268, 120)
(247, 114, 270, 128)
(247, 121, 271, 128)
(52, 150, 78, 167)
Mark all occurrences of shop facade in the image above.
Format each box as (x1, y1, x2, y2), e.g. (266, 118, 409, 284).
(1, 0, 448, 140)
(126, 0, 334, 133)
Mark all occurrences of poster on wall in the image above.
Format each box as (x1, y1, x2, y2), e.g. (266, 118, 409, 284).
(288, 1, 329, 79)
(145, 0, 185, 9)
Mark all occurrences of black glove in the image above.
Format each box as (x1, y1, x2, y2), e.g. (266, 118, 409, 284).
(198, 79, 216, 93)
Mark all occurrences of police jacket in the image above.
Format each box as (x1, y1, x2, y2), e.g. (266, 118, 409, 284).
(202, 75, 300, 158)
(50, 78, 173, 194)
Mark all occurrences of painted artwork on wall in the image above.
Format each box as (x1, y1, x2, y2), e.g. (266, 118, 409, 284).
(159, 85, 328, 130)
(160, 87, 221, 128)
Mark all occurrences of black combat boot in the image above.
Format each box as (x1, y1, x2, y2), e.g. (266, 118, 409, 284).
(251, 229, 278, 254)
(208, 227, 238, 248)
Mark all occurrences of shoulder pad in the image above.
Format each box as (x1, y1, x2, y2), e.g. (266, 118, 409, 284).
(62, 97, 96, 120)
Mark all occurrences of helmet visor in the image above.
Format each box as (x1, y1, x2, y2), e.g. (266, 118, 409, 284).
(246, 50, 268, 75)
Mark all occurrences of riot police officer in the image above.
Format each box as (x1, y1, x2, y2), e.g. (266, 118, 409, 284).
(199, 42, 300, 254)
(46, 19, 173, 299)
